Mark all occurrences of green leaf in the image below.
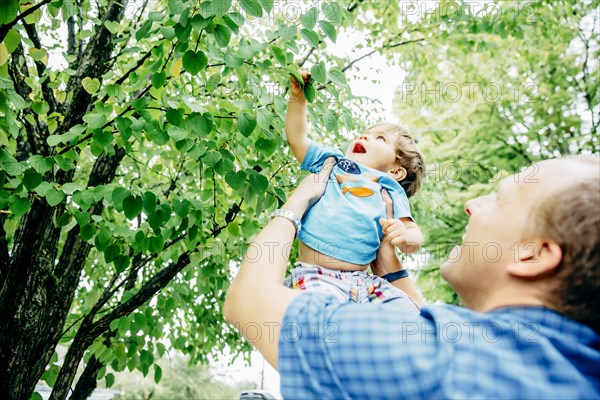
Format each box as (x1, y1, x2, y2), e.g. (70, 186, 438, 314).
(95, 226, 111, 251)
(324, 109, 339, 132)
(225, 170, 246, 191)
(319, 20, 337, 42)
(322, 2, 343, 25)
(4, 29, 22, 53)
(304, 77, 316, 103)
(123, 195, 143, 220)
(239, 0, 262, 18)
(114, 255, 130, 272)
(46, 189, 65, 206)
(224, 50, 243, 68)
(201, 150, 222, 167)
(6, 89, 28, 110)
(79, 224, 96, 241)
(237, 112, 257, 137)
(278, 24, 296, 40)
(213, 24, 231, 47)
(168, 0, 188, 14)
(9, 197, 30, 217)
(255, 138, 276, 157)
(104, 243, 120, 263)
(136, 19, 153, 41)
(259, 0, 274, 13)
(32, 101, 49, 115)
(270, 46, 287, 66)
(214, 157, 234, 176)
(300, 29, 320, 48)
(81, 77, 101, 94)
(29, 155, 54, 174)
(0, 0, 19, 25)
(167, 125, 188, 141)
(150, 236, 165, 253)
(112, 187, 131, 209)
(82, 113, 107, 129)
(174, 199, 191, 218)
(188, 112, 213, 136)
(182, 50, 208, 75)
(286, 67, 304, 89)
(92, 130, 113, 147)
(29, 392, 43, 400)
(143, 191, 157, 214)
(200, 0, 232, 18)
(249, 173, 268, 195)
(256, 108, 273, 131)
(29, 48, 47, 61)
(47, 135, 63, 147)
(300, 7, 317, 30)
(105, 373, 115, 388)
(154, 365, 163, 384)
(151, 71, 166, 88)
(328, 69, 347, 86)
(311, 61, 327, 84)
(23, 169, 43, 190)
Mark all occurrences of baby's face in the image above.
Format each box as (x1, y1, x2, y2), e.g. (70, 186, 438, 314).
(344, 128, 400, 173)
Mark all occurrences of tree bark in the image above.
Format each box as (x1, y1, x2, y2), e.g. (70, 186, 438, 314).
(0, 2, 127, 398)
(70, 355, 103, 400)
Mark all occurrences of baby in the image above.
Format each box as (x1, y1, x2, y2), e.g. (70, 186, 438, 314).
(279, 70, 426, 310)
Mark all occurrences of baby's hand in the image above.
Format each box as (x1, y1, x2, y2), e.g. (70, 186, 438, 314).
(379, 218, 410, 249)
(289, 70, 311, 103)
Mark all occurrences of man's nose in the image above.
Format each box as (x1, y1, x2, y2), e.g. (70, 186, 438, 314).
(465, 197, 480, 216)
(359, 134, 368, 141)
(465, 194, 490, 215)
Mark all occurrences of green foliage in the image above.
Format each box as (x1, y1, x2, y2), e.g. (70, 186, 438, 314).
(112, 355, 255, 400)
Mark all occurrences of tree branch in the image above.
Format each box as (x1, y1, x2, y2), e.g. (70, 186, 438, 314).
(22, 22, 60, 114)
(0, 214, 9, 289)
(0, 0, 52, 42)
(7, 43, 49, 156)
(60, 0, 127, 133)
(89, 252, 191, 336)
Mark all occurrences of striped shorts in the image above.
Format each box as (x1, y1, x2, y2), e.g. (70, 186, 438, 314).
(284, 262, 421, 313)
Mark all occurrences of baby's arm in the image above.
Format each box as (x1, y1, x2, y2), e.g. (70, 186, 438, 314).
(381, 218, 424, 255)
(284, 70, 311, 163)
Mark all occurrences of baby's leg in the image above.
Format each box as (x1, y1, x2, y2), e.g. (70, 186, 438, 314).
(284, 262, 353, 303)
(354, 272, 421, 313)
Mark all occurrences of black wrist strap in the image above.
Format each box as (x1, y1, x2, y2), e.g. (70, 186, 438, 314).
(382, 269, 409, 283)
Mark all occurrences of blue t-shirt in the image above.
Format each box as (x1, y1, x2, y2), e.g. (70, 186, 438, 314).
(298, 141, 412, 264)
(278, 292, 600, 399)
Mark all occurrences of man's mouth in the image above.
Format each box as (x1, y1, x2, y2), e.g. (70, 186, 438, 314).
(353, 143, 366, 153)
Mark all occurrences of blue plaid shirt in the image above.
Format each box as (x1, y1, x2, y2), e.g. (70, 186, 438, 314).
(279, 293, 600, 399)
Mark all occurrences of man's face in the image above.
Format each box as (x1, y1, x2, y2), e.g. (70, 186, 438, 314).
(440, 158, 595, 309)
(344, 128, 399, 173)
(440, 164, 542, 307)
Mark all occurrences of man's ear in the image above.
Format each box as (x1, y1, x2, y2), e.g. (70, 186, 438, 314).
(506, 239, 562, 278)
(390, 166, 407, 181)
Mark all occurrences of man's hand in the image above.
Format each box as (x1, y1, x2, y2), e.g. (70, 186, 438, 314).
(289, 70, 311, 104)
(282, 157, 336, 217)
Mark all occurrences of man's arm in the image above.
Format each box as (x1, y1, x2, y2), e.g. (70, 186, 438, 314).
(284, 71, 311, 163)
(223, 158, 335, 368)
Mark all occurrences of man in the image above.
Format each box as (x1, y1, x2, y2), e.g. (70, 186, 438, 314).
(223, 156, 599, 398)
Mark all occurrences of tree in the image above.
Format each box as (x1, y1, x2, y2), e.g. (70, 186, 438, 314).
(386, 0, 599, 301)
(0, 1, 364, 399)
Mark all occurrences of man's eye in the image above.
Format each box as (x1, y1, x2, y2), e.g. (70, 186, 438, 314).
(376, 136, 386, 141)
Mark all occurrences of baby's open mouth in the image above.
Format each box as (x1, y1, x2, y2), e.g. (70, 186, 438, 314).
(353, 143, 366, 153)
